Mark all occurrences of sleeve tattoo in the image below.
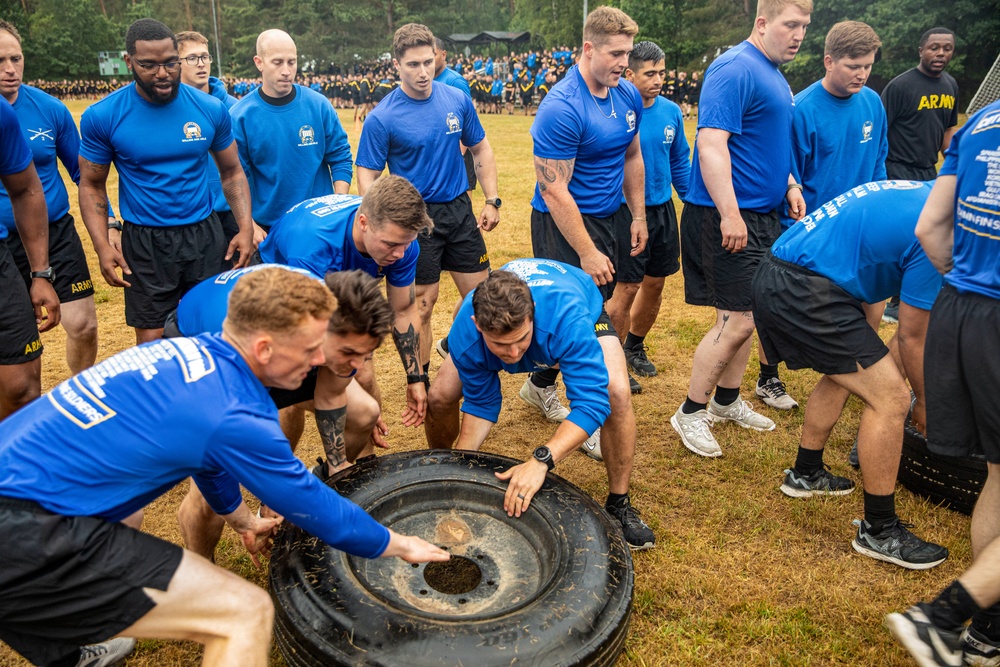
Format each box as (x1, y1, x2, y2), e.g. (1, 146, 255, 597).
(392, 323, 421, 378)
(315, 406, 349, 467)
(534, 157, 575, 194)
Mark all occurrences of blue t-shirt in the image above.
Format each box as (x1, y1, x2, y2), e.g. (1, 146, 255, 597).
(79, 83, 233, 227)
(0, 334, 390, 558)
(434, 67, 472, 98)
(531, 66, 643, 218)
(355, 83, 484, 203)
(783, 81, 888, 228)
(0, 99, 32, 241)
(448, 259, 610, 436)
(938, 101, 1000, 299)
(623, 96, 690, 207)
(175, 264, 319, 336)
(771, 180, 941, 308)
(0, 86, 78, 233)
(686, 41, 795, 213)
(204, 78, 239, 213)
(257, 194, 419, 286)
(230, 85, 354, 226)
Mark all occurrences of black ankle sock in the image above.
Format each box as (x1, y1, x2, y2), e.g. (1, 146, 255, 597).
(606, 492, 629, 506)
(971, 602, 1000, 642)
(793, 446, 825, 476)
(624, 332, 644, 350)
(682, 398, 707, 414)
(863, 491, 896, 531)
(929, 580, 982, 633)
(759, 363, 779, 382)
(714, 386, 740, 406)
(530, 368, 559, 388)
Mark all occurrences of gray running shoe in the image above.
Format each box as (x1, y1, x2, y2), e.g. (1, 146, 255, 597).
(435, 337, 449, 359)
(963, 626, 1000, 666)
(755, 377, 799, 410)
(671, 406, 722, 457)
(883, 300, 900, 324)
(852, 518, 949, 570)
(76, 638, 137, 667)
(625, 344, 657, 377)
(708, 397, 776, 431)
(849, 438, 860, 468)
(581, 428, 602, 461)
(605, 495, 655, 550)
(885, 603, 964, 667)
(780, 466, 856, 498)
(519, 379, 570, 422)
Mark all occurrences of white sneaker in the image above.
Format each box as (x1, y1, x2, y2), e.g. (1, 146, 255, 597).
(581, 428, 602, 461)
(670, 406, 722, 457)
(755, 377, 799, 410)
(708, 397, 775, 431)
(434, 338, 449, 359)
(76, 638, 136, 667)
(519, 379, 570, 422)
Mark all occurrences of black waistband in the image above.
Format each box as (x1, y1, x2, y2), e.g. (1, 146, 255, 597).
(0, 495, 46, 512)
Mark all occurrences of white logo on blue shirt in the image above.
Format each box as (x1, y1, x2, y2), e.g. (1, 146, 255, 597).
(664, 125, 676, 145)
(28, 128, 54, 142)
(298, 125, 316, 146)
(861, 120, 873, 144)
(182, 122, 205, 142)
(445, 112, 462, 134)
(971, 110, 1000, 135)
(626, 110, 636, 133)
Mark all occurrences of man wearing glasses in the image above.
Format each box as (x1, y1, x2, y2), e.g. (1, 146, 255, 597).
(78, 19, 254, 344)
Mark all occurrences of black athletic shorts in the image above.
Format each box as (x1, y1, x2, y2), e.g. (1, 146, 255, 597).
(751, 253, 888, 376)
(530, 204, 629, 302)
(416, 193, 490, 285)
(925, 284, 1000, 463)
(617, 200, 680, 283)
(6, 213, 94, 303)
(463, 150, 477, 192)
(886, 160, 938, 182)
(681, 203, 780, 311)
(121, 215, 225, 329)
(0, 496, 182, 667)
(0, 240, 42, 365)
(593, 309, 617, 339)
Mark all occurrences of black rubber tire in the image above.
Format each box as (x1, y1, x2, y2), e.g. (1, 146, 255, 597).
(898, 424, 987, 516)
(269, 449, 633, 667)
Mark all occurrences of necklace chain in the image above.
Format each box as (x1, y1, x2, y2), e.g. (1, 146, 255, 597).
(587, 85, 616, 119)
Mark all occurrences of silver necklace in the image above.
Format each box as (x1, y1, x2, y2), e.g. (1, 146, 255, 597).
(588, 85, 616, 119)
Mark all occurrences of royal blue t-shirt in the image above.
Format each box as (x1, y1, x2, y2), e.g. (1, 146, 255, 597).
(257, 194, 418, 286)
(448, 259, 610, 436)
(230, 85, 354, 226)
(0, 86, 79, 233)
(434, 67, 472, 98)
(79, 83, 233, 227)
(203, 78, 239, 213)
(356, 83, 484, 204)
(0, 99, 32, 241)
(938, 101, 1000, 299)
(686, 41, 795, 213)
(623, 96, 690, 207)
(783, 81, 887, 228)
(0, 334, 390, 558)
(175, 264, 319, 336)
(531, 66, 643, 218)
(772, 180, 941, 308)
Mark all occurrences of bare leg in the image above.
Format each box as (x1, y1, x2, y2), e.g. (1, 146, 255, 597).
(425, 355, 464, 449)
(599, 336, 635, 495)
(135, 327, 164, 345)
(629, 276, 666, 337)
(61, 296, 98, 373)
(962, 465, 1000, 606)
(178, 479, 225, 561)
(686, 309, 755, 403)
(606, 281, 640, 343)
(279, 405, 306, 450)
(0, 358, 41, 419)
(415, 282, 440, 371)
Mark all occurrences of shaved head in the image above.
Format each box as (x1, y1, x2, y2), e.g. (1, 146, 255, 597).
(256, 29, 295, 58)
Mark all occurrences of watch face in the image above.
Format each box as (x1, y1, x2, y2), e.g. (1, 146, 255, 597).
(493, 197, 502, 208)
(534, 446, 551, 460)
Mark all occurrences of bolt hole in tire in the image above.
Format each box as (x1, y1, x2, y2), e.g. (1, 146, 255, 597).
(269, 450, 634, 666)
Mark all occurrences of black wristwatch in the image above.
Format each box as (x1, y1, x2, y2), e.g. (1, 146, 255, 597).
(485, 197, 502, 209)
(108, 219, 123, 231)
(532, 445, 554, 471)
(30, 267, 55, 283)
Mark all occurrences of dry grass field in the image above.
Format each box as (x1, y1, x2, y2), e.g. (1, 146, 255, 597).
(0, 101, 971, 667)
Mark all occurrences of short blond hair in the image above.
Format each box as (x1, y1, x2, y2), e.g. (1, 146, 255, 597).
(175, 30, 208, 51)
(825, 21, 881, 60)
(225, 267, 335, 338)
(583, 7, 638, 48)
(756, 0, 813, 21)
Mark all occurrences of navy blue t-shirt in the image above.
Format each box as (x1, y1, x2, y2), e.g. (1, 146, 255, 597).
(0, 98, 34, 241)
(938, 101, 1000, 299)
(772, 180, 942, 308)
(530, 66, 643, 217)
(257, 194, 418, 286)
(0, 334, 390, 558)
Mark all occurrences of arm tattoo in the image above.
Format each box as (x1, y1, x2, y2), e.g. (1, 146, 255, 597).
(222, 179, 250, 223)
(315, 406, 348, 468)
(88, 193, 108, 218)
(79, 157, 107, 175)
(533, 157, 575, 189)
(392, 323, 421, 377)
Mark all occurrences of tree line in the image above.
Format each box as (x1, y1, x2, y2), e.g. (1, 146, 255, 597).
(3, 0, 997, 100)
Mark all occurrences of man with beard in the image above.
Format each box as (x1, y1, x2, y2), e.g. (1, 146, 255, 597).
(78, 18, 254, 344)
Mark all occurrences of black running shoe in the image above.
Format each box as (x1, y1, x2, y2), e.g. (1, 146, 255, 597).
(625, 344, 657, 377)
(628, 373, 642, 395)
(885, 603, 964, 667)
(852, 518, 949, 570)
(780, 466, 856, 498)
(606, 495, 655, 550)
(962, 625, 1000, 666)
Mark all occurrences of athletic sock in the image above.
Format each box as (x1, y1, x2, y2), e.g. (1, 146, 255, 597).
(971, 602, 1000, 643)
(863, 491, 896, 531)
(530, 368, 559, 388)
(714, 385, 740, 406)
(682, 398, 707, 414)
(793, 446, 825, 477)
(758, 363, 779, 383)
(624, 332, 644, 351)
(606, 492, 629, 507)
(927, 580, 982, 633)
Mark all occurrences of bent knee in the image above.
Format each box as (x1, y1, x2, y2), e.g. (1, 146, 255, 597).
(606, 376, 633, 412)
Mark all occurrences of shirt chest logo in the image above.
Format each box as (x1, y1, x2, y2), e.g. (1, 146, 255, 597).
(971, 110, 1000, 135)
(28, 128, 54, 142)
(182, 122, 205, 142)
(663, 124, 676, 145)
(860, 120, 873, 144)
(445, 112, 462, 135)
(298, 125, 316, 146)
(626, 109, 636, 132)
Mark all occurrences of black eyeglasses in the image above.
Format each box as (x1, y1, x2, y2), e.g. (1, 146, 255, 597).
(133, 59, 181, 73)
(182, 55, 213, 66)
